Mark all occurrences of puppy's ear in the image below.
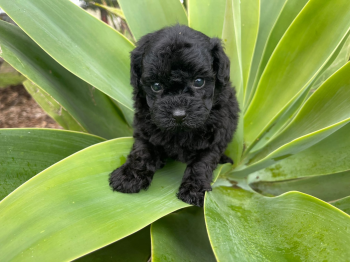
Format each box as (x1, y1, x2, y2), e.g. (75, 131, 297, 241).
(210, 38, 230, 88)
(130, 34, 151, 89)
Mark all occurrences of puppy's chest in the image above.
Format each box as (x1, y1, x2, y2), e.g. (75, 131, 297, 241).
(151, 130, 215, 162)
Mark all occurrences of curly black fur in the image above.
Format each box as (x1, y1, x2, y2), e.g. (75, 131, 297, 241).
(110, 25, 240, 207)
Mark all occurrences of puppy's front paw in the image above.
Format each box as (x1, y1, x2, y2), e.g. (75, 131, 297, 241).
(109, 163, 153, 193)
(177, 181, 212, 207)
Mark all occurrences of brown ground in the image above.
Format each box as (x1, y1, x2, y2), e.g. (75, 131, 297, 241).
(0, 85, 62, 129)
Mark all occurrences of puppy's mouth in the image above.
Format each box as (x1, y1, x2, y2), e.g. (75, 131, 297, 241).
(150, 96, 211, 132)
(168, 122, 194, 132)
(151, 112, 210, 133)
(158, 123, 199, 133)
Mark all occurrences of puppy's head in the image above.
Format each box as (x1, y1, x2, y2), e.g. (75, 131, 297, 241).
(130, 25, 230, 132)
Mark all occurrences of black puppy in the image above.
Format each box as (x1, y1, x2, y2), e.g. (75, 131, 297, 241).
(109, 25, 239, 207)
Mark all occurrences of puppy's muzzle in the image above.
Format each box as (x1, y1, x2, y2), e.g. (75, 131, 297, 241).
(173, 109, 186, 123)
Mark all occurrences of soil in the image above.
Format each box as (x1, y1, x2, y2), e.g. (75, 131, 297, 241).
(0, 85, 62, 129)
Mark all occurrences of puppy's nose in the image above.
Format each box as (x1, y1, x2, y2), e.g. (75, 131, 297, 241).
(173, 109, 186, 123)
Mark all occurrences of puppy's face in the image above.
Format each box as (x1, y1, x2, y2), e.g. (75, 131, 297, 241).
(141, 37, 215, 131)
(131, 26, 230, 132)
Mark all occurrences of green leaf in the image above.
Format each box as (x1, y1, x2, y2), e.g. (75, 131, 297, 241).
(246, 0, 309, 109)
(250, 171, 350, 202)
(212, 164, 229, 184)
(77, 227, 150, 262)
(222, 0, 259, 105)
(249, 30, 350, 154)
(332, 196, 350, 215)
(252, 17, 350, 154)
(310, 30, 350, 92)
(93, 3, 126, 20)
(151, 207, 215, 262)
(205, 186, 350, 261)
(0, 20, 132, 139)
(249, 82, 311, 154)
(241, 0, 259, 95)
(221, 0, 244, 166)
(244, 0, 350, 149)
(118, 0, 188, 41)
(244, 0, 287, 107)
(257, 62, 350, 158)
(0, 60, 26, 88)
(222, 0, 242, 103)
(0, 138, 189, 261)
(188, 0, 226, 38)
(23, 80, 85, 132)
(245, 0, 312, 150)
(234, 62, 350, 177)
(249, 122, 350, 182)
(0, 0, 135, 112)
(221, 0, 258, 163)
(257, 0, 309, 86)
(0, 128, 104, 200)
(113, 99, 134, 128)
(225, 111, 244, 167)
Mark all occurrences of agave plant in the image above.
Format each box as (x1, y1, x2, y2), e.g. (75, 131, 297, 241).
(1, 0, 350, 260)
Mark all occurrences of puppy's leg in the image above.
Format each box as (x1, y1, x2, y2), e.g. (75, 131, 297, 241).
(109, 139, 165, 193)
(177, 150, 220, 207)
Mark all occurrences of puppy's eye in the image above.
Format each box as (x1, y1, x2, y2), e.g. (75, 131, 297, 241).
(151, 83, 163, 93)
(193, 78, 205, 88)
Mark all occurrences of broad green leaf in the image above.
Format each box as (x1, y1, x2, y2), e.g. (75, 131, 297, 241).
(118, 0, 188, 41)
(188, 0, 226, 38)
(212, 164, 229, 184)
(0, 0, 135, 112)
(151, 207, 215, 262)
(244, 0, 309, 150)
(332, 196, 350, 215)
(249, 82, 311, 154)
(222, 0, 244, 165)
(244, 0, 287, 107)
(23, 80, 85, 132)
(0, 60, 25, 88)
(246, 0, 309, 108)
(114, 99, 134, 128)
(249, 122, 350, 182)
(250, 171, 350, 202)
(0, 129, 104, 200)
(258, 0, 309, 83)
(234, 122, 348, 178)
(254, 62, 350, 161)
(0, 138, 189, 261)
(310, 30, 350, 92)
(234, 62, 350, 177)
(77, 227, 150, 262)
(223, 0, 259, 103)
(222, 0, 242, 103)
(205, 186, 350, 261)
(241, 0, 259, 95)
(244, 0, 350, 149)
(0, 20, 132, 139)
(93, 3, 126, 20)
(249, 28, 350, 154)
